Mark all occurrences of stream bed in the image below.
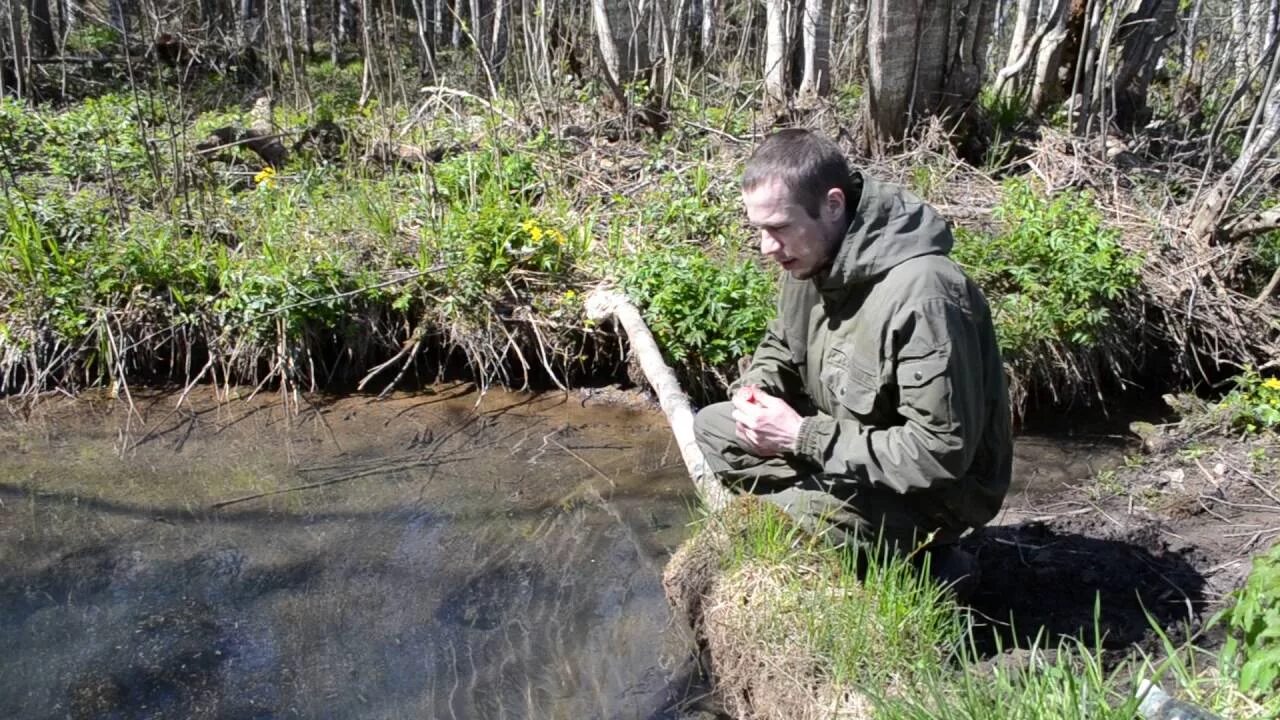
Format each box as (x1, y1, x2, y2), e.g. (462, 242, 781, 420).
(0, 387, 700, 720)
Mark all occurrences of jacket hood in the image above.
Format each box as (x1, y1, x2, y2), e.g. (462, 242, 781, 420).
(819, 174, 953, 293)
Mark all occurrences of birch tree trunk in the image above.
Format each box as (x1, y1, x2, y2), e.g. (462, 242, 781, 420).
(1181, 0, 1202, 80)
(798, 0, 833, 100)
(60, 0, 76, 37)
(26, 0, 56, 56)
(4, 4, 25, 98)
(1029, 0, 1079, 115)
(993, 0, 1039, 97)
(337, 0, 356, 44)
(700, 0, 717, 63)
(764, 0, 795, 108)
(1233, 0, 1252, 80)
(413, 0, 436, 77)
(1189, 32, 1280, 244)
(490, 0, 509, 74)
(585, 290, 731, 512)
(592, 0, 650, 91)
(300, 0, 313, 55)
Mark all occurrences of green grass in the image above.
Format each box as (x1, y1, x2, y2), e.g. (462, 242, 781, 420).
(698, 500, 1261, 720)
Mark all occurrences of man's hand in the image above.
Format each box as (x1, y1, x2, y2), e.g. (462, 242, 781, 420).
(731, 385, 804, 457)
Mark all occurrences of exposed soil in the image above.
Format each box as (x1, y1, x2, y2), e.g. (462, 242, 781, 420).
(963, 429, 1280, 661)
(662, 412, 1280, 718)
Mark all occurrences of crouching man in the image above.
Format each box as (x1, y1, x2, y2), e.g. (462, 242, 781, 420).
(694, 130, 1012, 592)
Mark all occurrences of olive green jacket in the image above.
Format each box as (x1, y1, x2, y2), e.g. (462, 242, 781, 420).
(736, 174, 1012, 531)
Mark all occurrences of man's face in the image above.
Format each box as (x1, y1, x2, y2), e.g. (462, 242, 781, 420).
(743, 179, 843, 280)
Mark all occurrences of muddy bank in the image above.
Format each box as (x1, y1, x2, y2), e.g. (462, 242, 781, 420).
(663, 414, 1279, 717)
(0, 387, 702, 719)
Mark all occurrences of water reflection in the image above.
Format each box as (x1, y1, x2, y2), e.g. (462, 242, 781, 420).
(0, 388, 700, 719)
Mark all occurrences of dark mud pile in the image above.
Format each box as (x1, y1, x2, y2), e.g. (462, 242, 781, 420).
(965, 431, 1279, 659)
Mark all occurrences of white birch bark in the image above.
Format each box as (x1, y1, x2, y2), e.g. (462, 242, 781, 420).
(586, 290, 732, 512)
(799, 0, 834, 98)
(764, 0, 794, 107)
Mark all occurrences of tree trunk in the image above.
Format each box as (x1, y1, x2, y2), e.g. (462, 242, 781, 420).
(798, 0, 833, 100)
(26, 0, 56, 56)
(946, 0, 997, 107)
(864, 0, 993, 148)
(1112, 0, 1179, 130)
(1028, 0, 1078, 116)
(451, 0, 464, 48)
(338, 0, 356, 44)
(764, 0, 795, 108)
(1233, 0, 1251, 81)
(300, 0, 313, 56)
(240, 0, 260, 45)
(993, 0, 1039, 97)
(490, 0, 509, 75)
(412, 0, 436, 77)
(4, 3, 25, 98)
(60, 0, 76, 38)
(841, 0, 866, 82)
(592, 0, 650, 91)
(700, 0, 716, 63)
(585, 289, 731, 512)
(1181, 0, 1202, 80)
(1189, 31, 1280, 244)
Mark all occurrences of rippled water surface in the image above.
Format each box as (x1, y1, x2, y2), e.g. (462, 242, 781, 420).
(0, 387, 699, 719)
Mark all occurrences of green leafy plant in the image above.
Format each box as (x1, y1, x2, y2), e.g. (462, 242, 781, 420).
(1215, 541, 1280, 701)
(1218, 368, 1280, 433)
(953, 179, 1142, 362)
(617, 244, 774, 371)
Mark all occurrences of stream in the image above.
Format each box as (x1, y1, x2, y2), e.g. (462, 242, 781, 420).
(0, 386, 1134, 719)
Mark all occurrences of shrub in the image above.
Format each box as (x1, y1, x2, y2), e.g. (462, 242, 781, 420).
(617, 244, 774, 372)
(953, 179, 1142, 364)
(1216, 541, 1280, 702)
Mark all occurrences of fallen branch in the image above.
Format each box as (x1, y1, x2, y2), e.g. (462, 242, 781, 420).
(1226, 208, 1280, 241)
(585, 288, 731, 511)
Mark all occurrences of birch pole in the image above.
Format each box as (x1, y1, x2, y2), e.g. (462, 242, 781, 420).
(586, 289, 732, 512)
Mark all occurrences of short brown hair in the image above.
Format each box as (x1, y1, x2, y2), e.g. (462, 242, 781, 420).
(742, 129, 858, 219)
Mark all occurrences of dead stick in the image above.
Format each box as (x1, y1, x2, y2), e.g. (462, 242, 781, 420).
(585, 288, 731, 511)
(551, 437, 615, 488)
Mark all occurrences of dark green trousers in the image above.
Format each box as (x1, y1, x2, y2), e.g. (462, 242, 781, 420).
(693, 401, 950, 553)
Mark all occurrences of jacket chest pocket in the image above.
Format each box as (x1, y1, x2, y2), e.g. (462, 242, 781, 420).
(820, 347, 879, 418)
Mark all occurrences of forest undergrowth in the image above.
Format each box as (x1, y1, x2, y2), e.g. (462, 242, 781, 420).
(3, 51, 1273, 414)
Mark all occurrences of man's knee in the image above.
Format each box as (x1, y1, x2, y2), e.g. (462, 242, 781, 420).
(693, 401, 736, 450)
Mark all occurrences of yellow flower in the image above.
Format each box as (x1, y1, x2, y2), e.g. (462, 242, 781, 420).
(1263, 378, 1280, 391)
(549, 229, 567, 245)
(254, 166, 277, 188)
(520, 219, 544, 242)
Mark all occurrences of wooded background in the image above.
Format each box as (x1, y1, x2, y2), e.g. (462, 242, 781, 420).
(1, 0, 1278, 384)
(4, 0, 1280, 246)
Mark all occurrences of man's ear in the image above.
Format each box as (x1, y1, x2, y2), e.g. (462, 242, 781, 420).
(823, 187, 846, 222)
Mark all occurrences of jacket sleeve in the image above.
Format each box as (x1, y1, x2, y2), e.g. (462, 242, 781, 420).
(789, 299, 987, 494)
(727, 292, 803, 399)
(730, 300, 806, 401)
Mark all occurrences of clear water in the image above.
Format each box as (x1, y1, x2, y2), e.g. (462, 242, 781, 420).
(0, 387, 700, 719)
